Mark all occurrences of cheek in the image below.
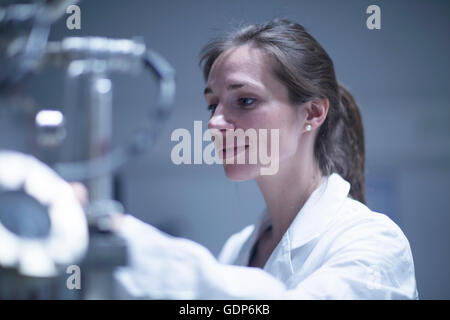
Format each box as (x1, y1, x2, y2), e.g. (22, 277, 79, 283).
(237, 111, 269, 130)
(273, 109, 302, 159)
(279, 126, 300, 159)
(233, 105, 300, 160)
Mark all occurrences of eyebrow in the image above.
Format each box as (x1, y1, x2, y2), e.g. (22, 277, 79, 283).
(203, 83, 246, 95)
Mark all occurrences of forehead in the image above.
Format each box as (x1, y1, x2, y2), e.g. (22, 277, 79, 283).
(207, 45, 277, 90)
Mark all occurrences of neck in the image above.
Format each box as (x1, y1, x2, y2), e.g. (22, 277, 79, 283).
(255, 147, 323, 243)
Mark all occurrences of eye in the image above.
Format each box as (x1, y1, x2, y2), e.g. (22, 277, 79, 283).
(237, 97, 256, 108)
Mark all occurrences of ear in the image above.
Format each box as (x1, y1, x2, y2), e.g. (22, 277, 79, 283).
(305, 98, 329, 131)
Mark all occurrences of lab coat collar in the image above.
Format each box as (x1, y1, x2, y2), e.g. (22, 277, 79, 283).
(286, 172, 350, 249)
(234, 173, 350, 268)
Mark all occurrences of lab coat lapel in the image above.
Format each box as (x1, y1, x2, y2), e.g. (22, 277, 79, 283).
(232, 173, 350, 281)
(263, 173, 351, 279)
(287, 173, 350, 249)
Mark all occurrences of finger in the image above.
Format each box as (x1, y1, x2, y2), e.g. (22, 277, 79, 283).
(70, 182, 89, 206)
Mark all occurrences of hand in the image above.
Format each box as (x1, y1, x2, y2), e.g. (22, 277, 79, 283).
(69, 182, 125, 232)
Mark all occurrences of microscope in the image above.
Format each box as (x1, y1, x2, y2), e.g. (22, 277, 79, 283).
(0, 0, 175, 299)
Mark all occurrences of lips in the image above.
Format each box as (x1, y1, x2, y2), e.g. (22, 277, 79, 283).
(221, 145, 249, 159)
(222, 145, 249, 152)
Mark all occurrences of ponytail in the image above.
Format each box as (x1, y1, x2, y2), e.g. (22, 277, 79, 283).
(314, 84, 366, 204)
(338, 84, 365, 203)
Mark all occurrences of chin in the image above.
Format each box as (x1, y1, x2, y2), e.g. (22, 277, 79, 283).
(223, 164, 260, 181)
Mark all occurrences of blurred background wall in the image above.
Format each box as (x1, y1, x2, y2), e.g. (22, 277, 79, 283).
(4, 0, 449, 299)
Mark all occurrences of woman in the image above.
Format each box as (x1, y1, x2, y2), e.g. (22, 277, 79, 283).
(113, 19, 418, 299)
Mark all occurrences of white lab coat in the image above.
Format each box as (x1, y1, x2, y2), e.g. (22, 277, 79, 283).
(114, 173, 419, 299)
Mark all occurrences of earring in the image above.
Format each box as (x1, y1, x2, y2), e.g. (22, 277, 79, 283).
(305, 124, 312, 132)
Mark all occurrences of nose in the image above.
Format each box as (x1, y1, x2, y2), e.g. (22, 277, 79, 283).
(207, 104, 234, 132)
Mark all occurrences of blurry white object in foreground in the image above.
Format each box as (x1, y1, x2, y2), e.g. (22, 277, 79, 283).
(0, 150, 88, 277)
